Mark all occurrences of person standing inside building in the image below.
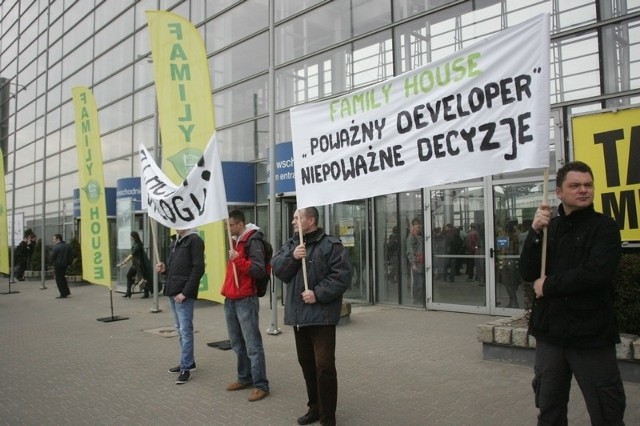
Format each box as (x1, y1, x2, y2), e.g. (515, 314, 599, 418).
(271, 207, 351, 426)
(519, 161, 626, 425)
(465, 224, 480, 282)
(221, 210, 270, 402)
(406, 217, 424, 304)
(50, 233, 72, 299)
(156, 228, 205, 385)
(14, 232, 35, 281)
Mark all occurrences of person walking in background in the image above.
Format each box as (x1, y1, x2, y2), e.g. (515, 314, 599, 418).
(50, 233, 72, 299)
(221, 210, 270, 402)
(14, 232, 36, 281)
(519, 161, 626, 425)
(406, 217, 424, 304)
(271, 207, 351, 426)
(156, 228, 205, 385)
(117, 231, 153, 298)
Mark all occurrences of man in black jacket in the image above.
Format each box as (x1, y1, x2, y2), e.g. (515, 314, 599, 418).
(50, 234, 72, 298)
(519, 161, 626, 425)
(271, 207, 351, 426)
(156, 228, 205, 385)
(15, 232, 35, 281)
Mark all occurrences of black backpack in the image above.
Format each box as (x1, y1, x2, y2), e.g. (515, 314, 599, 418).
(244, 235, 273, 297)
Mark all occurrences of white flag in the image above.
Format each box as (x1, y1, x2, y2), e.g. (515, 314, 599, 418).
(140, 133, 228, 229)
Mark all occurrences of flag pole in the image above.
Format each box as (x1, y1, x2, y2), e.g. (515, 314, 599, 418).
(540, 168, 549, 277)
(149, 217, 160, 263)
(148, 217, 162, 312)
(296, 210, 309, 291)
(225, 220, 239, 288)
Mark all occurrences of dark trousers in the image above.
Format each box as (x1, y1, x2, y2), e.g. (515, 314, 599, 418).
(16, 259, 28, 279)
(54, 266, 70, 297)
(533, 341, 626, 426)
(125, 266, 149, 296)
(294, 325, 337, 424)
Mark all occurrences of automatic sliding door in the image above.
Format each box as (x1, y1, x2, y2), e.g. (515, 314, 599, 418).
(430, 186, 486, 307)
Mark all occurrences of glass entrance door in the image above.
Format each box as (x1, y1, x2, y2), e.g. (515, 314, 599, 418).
(490, 181, 557, 312)
(429, 185, 487, 307)
(374, 191, 424, 307)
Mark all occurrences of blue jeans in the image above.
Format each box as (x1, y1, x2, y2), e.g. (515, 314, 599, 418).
(224, 296, 269, 391)
(169, 297, 195, 370)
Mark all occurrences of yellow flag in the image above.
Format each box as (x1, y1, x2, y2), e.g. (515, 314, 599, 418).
(146, 10, 226, 303)
(0, 150, 9, 274)
(71, 87, 112, 287)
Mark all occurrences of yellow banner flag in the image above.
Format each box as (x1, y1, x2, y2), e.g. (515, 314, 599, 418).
(0, 150, 9, 274)
(146, 10, 226, 303)
(72, 87, 112, 287)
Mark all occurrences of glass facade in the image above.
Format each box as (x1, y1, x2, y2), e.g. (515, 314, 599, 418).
(1, 0, 639, 314)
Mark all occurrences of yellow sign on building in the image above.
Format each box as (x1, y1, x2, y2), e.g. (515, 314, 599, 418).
(572, 106, 640, 242)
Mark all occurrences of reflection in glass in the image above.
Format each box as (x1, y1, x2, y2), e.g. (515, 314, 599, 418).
(330, 201, 368, 302)
(375, 194, 399, 304)
(399, 190, 423, 306)
(492, 181, 557, 309)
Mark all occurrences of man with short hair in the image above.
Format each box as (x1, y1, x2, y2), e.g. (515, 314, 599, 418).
(221, 210, 270, 402)
(15, 232, 35, 281)
(519, 161, 626, 425)
(271, 207, 351, 426)
(156, 228, 205, 385)
(50, 233, 71, 299)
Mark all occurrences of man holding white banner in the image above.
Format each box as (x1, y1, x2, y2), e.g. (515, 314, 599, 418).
(271, 207, 351, 426)
(520, 161, 626, 425)
(156, 227, 205, 385)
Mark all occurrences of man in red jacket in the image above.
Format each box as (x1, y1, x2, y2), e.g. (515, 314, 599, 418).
(221, 210, 270, 402)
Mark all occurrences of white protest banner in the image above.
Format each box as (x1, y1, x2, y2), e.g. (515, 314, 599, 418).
(140, 133, 228, 229)
(290, 14, 550, 208)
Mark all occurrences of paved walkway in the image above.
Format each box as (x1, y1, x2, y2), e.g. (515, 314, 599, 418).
(1, 280, 638, 425)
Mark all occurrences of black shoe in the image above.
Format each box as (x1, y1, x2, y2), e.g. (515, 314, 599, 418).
(168, 363, 196, 373)
(141, 294, 149, 299)
(56, 295, 68, 299)
(122, 294, 131, 298)
(297, 410, 319, 425)
(175, 370, 190, 384)
(320, 421, 336, 426)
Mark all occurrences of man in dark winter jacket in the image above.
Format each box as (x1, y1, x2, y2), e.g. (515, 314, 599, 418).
(271, 207, 351, 426)
(50, 234, 72, 298)
(156, 228, 205, 385)
(519, 161, 626, 425)
(15, 232, 35, 281)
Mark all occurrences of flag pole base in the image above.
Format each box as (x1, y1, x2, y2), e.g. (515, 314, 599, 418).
(266, 326, 281, 335)
(96, 315, 129, 323)
(207, 340, 231, 350)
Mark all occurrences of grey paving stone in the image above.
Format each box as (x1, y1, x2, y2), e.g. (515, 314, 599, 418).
(0, 280, 638, 425)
